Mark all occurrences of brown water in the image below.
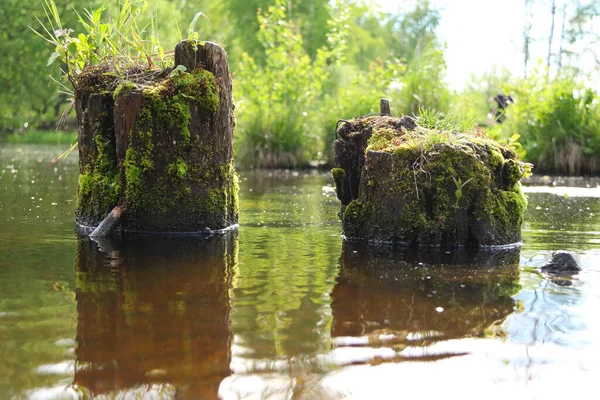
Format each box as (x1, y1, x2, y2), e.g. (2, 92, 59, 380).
(1, 144, 600, 399)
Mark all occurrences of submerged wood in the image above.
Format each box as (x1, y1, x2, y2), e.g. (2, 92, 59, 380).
(332, 114, 529, 248)
(90, 206, 124, 238)
(75, 41, 238, 233)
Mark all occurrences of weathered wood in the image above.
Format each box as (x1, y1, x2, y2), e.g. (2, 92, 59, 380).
(332, 113, 528, 248)
(74, 41, 238, 233)
(90, 206, 124, 238)
(175, 41, 235, 163)
(380, 98, 391, 115)
(75, 91, 118, 228)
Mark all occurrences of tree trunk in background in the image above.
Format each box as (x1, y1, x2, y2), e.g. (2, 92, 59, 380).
(523, 0, 533, 78)
(557, 4, 568, 73)
(547, 0, 556, 80)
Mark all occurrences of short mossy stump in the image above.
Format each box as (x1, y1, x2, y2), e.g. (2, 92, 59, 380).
(75, 41, 238, 233)
(332, 115, 531, 248)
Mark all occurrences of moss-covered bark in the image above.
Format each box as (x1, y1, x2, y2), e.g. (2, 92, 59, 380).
(75, 92, 120, 227)
(332, 116, 530, 248)
(75, 42, 238, 233)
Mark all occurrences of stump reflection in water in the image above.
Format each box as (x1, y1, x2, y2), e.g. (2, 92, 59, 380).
(73, 233, 237, 399)
(331, 242, 521, 362)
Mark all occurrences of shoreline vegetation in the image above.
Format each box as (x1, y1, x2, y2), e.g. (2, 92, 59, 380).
(3, 130, 77, 145)
(1, 0, 598, 175)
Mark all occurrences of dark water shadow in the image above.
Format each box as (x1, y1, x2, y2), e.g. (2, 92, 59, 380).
(330, 242, 521, 362)
(73, 232, 238, 399)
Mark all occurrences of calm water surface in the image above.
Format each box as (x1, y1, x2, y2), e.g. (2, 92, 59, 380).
(1, 144, 599, 399)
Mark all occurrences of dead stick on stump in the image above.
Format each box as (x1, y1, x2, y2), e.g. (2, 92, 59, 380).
(380, 98, 391, 116)
(90, 206, 124, 238)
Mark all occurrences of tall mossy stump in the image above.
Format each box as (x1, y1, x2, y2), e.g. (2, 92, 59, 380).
(332, 103, 531, 248)
(75, 41, 238, 234)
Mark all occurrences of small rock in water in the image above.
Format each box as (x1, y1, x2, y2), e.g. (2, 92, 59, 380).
(541, 251, 581, 273)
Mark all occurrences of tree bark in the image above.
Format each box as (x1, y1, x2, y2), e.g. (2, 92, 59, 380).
(547, 0, 557, 79)
(90, 206, 124, 238)
(75, 41, 238, 233)
(557, 4, 568, 73)
(380, 98, 391, 116)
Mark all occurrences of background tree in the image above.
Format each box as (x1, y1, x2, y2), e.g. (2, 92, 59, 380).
(0, 0, 98, 133)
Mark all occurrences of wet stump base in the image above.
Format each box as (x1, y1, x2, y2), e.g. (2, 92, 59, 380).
(332, 116, 529, 248)
(75, 41, 238, 233)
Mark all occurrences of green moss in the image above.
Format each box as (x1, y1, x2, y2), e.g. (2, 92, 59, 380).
(489, 185, 527, 230)
(490, 150, 504, 171)
(336, 115, 529, 246)
(168, 158, 188, 179)
(331, 167, 346, 200)
(123, 105, 155, 209)
(78, 65, 235, 231)
(75, 65, 117, 95)
(77, 171, 93, 208)
(172, 69, 220, 115)
(342, 200, 367, 236)
(76, 111, 121, 223)
(367, 128, 398, 151)
(231, 171, 240, 217)
(113, 81, 137, 99)
(503, 159, 522, 188)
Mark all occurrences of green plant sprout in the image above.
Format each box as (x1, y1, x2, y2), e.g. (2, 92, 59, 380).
(451, 176, 472, 208)
(31, 0, 210, 86)
(416, 107, 477, 132)
(188, 11, 210, 43)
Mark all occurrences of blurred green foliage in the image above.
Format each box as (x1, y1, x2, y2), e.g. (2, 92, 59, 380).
(234, 0, 448, 167)
(491, 66, 600, 175)
(1, 0, 598, 174)
(234, 1, 338, 168)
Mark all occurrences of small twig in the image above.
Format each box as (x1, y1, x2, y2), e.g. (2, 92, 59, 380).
(335, 119, 351, 140)
(413, 169, 420, 200)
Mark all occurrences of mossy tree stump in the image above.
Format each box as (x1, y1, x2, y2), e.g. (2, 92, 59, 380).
(75, 41, 238, 233)
(332, 114, 530, 248)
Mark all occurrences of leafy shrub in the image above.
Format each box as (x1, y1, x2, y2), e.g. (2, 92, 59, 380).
(319, 60, 401, 163)
(234, 1, 347, 168)
(391, 43, 449, 116)
(492, 68, 600, 175)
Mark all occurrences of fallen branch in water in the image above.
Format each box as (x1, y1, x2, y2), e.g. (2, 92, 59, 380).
(90, 206, 124, 237)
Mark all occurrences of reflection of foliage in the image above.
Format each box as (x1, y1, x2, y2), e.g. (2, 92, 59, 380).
(0, 252, 77, 395)
(522, 192, 600, 251)
(0, 146, 79, 395)
(231, 173, 342, 361)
